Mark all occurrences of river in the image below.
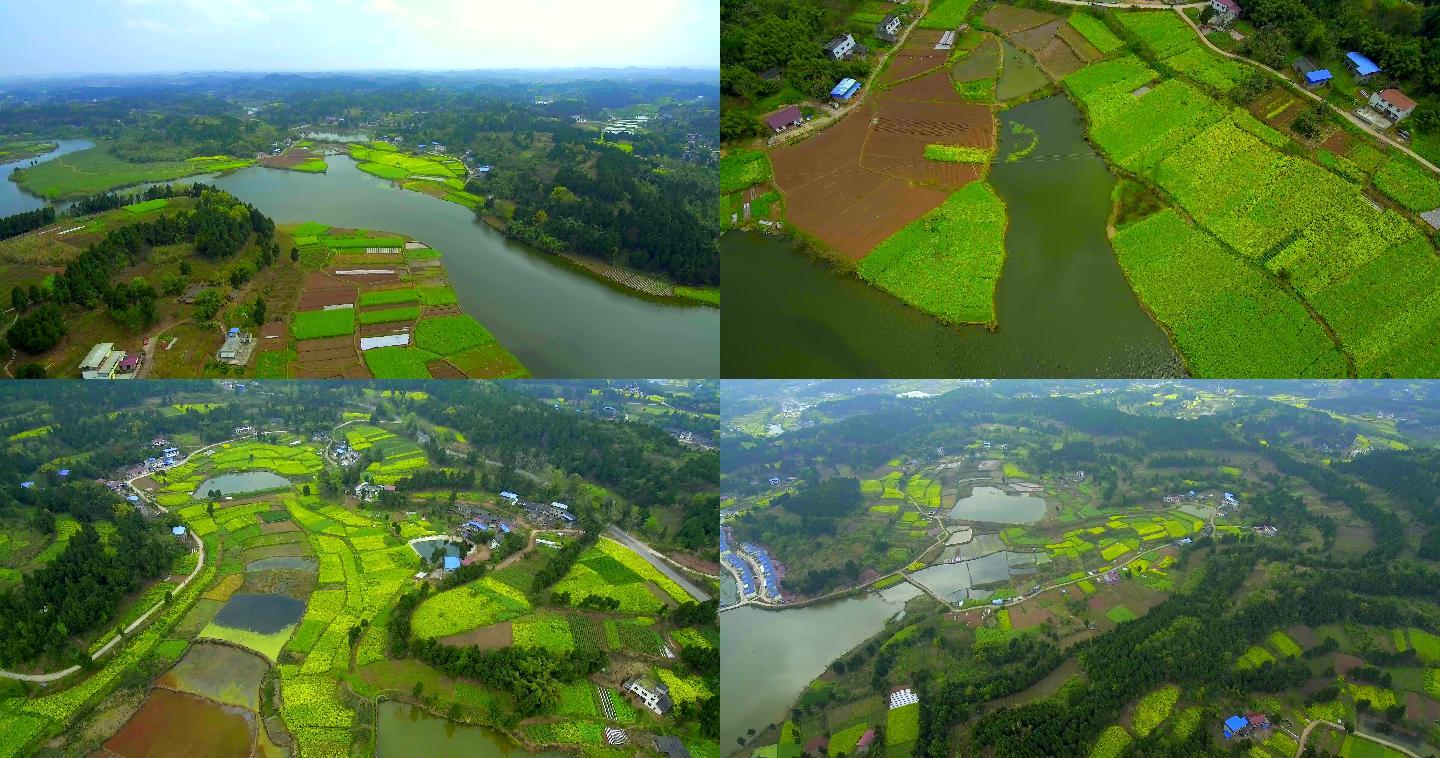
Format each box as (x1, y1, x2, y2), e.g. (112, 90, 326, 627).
(6, 143, 718, 377)
(722, 95, 1181, 377)
(719, 583, 921, 754)
(0, 139, 94, 218)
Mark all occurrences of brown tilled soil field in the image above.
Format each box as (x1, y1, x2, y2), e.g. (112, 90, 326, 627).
(982, 4, 1060, 33)
(258, 148, 322, 169)
(878, 30, 951, 85)
(426, 359, 466, 379)
(1011, 19, 1066, 52)
(1037, 37, 1086, 79)
(296, 272, 356, 310)
(769, 65, 995, 258)
(1056, 24, 1103, 62)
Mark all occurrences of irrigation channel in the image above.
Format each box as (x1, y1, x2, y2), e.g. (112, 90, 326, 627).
(723, 94, 1182, 377)
(718, 582, 923, 754)
(6, 143, 718, 377)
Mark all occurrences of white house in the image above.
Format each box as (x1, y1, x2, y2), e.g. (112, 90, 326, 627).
(1370, 88, 1416, 123)
(876, 14, 901, 42)
(824, 34, 856, 60)
(624, 677, 673, 715)
(355, 482, 383, 502)
(1209, 0, 1241, 25)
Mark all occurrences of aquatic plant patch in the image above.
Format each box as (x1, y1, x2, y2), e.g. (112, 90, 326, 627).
(857, 181, 1007, 326)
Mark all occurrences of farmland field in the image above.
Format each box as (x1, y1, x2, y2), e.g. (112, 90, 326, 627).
(857, 182, 1008, 326)
(290, 308, 355, 340)
(9, 145, 252, 199)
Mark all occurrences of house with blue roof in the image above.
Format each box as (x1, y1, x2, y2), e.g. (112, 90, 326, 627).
(1293, 56, 1332, 88)
(443, 555, 461, 572)
(1223, 714, 1247, 738)
(1346, 52, 1380, 79)
(831, 78, 862, 101)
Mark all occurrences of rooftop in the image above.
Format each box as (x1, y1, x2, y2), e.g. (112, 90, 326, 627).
(1346, 51, 1380, 75)
(1378, 88, 1416, 111)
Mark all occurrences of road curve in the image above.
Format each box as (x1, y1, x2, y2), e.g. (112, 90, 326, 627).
(1293, 719, 1424, 758)
(607, 526, 711, 602)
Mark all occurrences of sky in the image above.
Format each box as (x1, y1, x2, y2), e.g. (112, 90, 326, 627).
(0, 0, 719, 76)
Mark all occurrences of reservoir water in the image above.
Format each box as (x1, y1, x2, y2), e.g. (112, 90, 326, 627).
(193, 470, 292, 498)
(722, 95, 1180, 377)
(376, 701, 565, 757)
(210, 155, 717, 377)
(0, 139, 94, 217)
(410, 537, 468, 562)
(948, 486, 1047, 523)
(719, 583, 921, 753)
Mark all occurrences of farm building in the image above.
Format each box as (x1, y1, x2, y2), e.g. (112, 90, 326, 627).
(1223, 714, 1247, 738)
(1293, 57, 1332, 88)
(624, 676, 673, 715)
(653, 736, 690, 758)
(831, 78, 862, 101)
(824, 34, 857, 60)
(876, 13, 901, 42)
(217, 328, 254, 365)
(1209, 0, 1241, 25)
(355, 482, 383, 501)
(765, 105, 805, 133)
(1346, 52, 1381, 79)
(80, 343, 126, 379)
(442, 555, 461, 572)
(172, 526, 187, 536)
(1369, 88, 1416, 122)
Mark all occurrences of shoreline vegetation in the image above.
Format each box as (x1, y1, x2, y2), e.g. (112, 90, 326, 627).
(9, 141, 254, 200)
(0, 140, 60, 164)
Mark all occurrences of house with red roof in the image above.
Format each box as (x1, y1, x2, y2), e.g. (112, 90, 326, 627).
(765, 105, 805, 133)
(1369, 88, 1416, 123)
(1210, 0, 1241, 24)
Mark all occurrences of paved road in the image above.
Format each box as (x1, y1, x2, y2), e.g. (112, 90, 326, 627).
(607, 526, 711, 602)
(1294, 719, 1425, 758)
(1173, 7, 1440, 176)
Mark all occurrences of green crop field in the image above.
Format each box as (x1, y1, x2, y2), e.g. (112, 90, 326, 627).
(412, 576, 532, 638)
(720, 150, 772, 193)
(417, 285, 458, 306)
(1132, 685, 1177, 736)
(357, 306, 420, 325)
(362, 346, 438, 379)
(357, 288, 418, 307)
(414, 315, 496, 355)
(290, 308, 355, 340)
(858, 181, 1007, 326)
(124, 198, 170, 214)
(888, 703, 920, 744)
(10, 145, 251, 200)
(1373, 157, 1440, 212)
(1115, 11, 1195, 58)
(552, 538, 692, 613)
(320, 235, 405, 249)
(920, 0, 978, 28)
(1112, 210, 1345, 377)
(1068, 13, 1124, 53)
(924, 144, 991, 163)
(357, 162, 411, 180)
(1090, 725, 1133, 758)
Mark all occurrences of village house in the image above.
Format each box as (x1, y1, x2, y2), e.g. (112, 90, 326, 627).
(875, 13, 901, 42)
(217, 328, 255, 365)
(824, 34, 857, 60)
(1209, 0, 1241, 26)
(830, 77, 862, 102)
(1292, 56, 1333, 88)
(764, 105, 804, 133)
(1369, 88, 1416, 123)
(1346, 51, 1381, 80)
(355, 482, 384, 502)
(623, 676, 673, 715)
(80, 343, 126, 380)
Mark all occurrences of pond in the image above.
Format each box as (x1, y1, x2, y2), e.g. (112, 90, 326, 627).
(246, 556, 317, 572)
(212, 593, 307, 634)
(376, 701, 566, 757)
(0, 139, 93, 218)
(104, 688, 254, 758)
(720, 573, 738, 607)
(949, 486, 1047, 523)
(192, 470, 292, 499)
(719, 582, 921, 753)
(410, 537, 469, 562)
(721, 95, 1180, 377)
(996, 40, 1049, 101)
(209, 154, 717, 377)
